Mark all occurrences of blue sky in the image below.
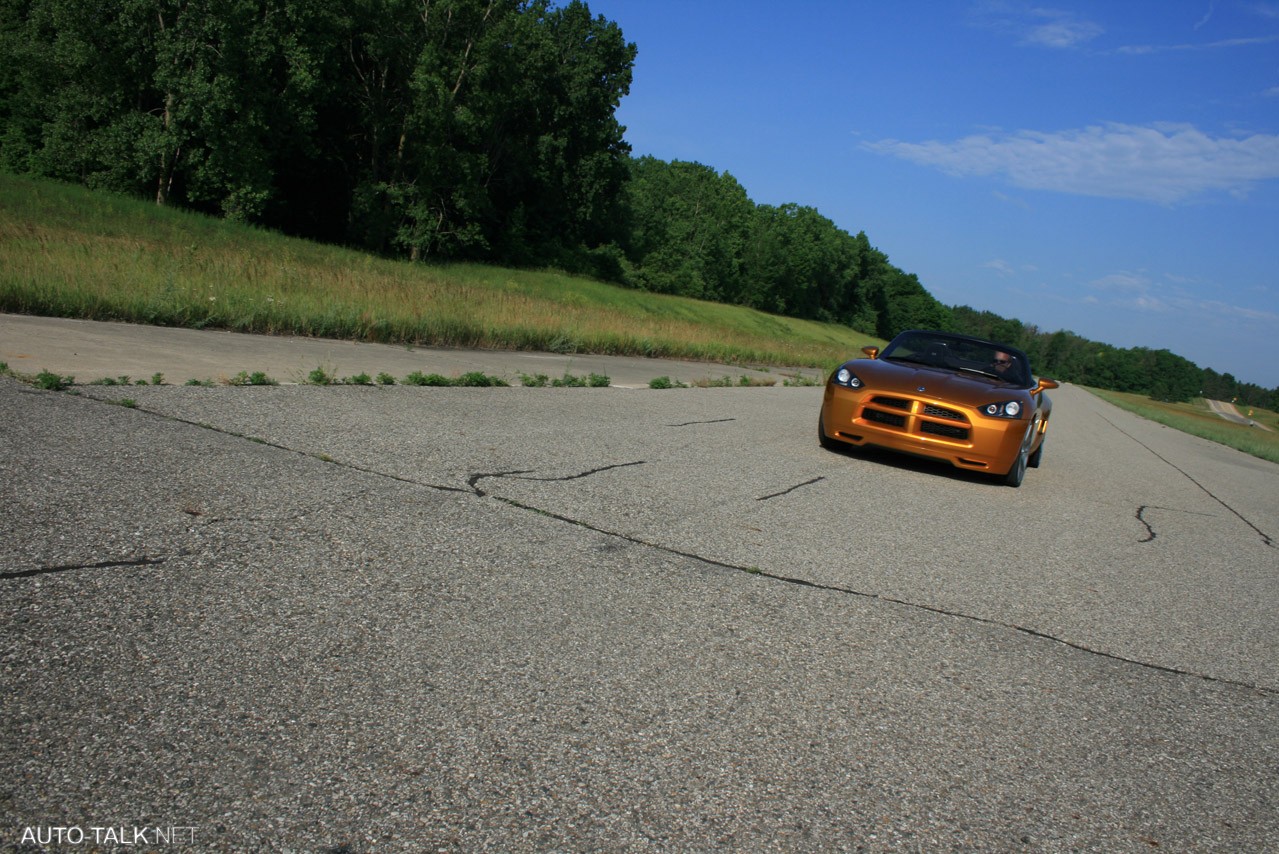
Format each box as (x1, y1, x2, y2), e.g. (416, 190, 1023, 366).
(585, 0, 1279, 389)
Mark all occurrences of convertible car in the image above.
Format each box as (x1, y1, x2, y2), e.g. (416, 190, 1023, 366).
(818, 330, 1059, 486)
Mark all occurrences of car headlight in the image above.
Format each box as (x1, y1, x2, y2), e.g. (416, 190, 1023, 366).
(983, 400, 1022, 418)
(834, 367, 863, 388)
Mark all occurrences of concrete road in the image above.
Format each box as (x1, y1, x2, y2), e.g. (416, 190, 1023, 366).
(2, 320, 1276, 852)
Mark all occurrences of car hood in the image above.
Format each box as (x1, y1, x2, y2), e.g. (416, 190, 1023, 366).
(855, 359, 1029, 403)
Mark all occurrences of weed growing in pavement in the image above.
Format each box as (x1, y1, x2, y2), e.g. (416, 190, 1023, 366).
(648, 376, 688, 389)
(404, 370, 453, 386)
(693, 374, 782, 387)
(519, 372, 551, 387)
(186, 378, 216, 386)
(307, 366, 333, 385)
(227, 370, 278, 386)
(0, 362, 9, 375)
(34, 369, 74, 390)
(404, 370, 509, 387)
(343, 372, 373, 385)
(376, 372, 396, 385)
(520, 371, 611, 388)
(87, 375, 154, 386)
(456, 371, 509, 387)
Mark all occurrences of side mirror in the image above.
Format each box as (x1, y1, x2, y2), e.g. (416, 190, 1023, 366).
(861, 346, 880, 359)
(1035, 378, 1059, 392)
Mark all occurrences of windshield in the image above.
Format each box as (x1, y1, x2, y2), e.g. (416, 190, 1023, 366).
(882, 332, 1030, 386)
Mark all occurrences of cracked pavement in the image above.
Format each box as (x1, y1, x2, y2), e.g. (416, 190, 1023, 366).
(2, 374, 1277, 851)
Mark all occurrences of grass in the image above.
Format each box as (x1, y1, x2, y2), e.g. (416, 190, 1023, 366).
(0, 173, 875, 370)
(1089, 388, 1279, 464)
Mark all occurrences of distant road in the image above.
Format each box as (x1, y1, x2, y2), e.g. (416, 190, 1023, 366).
(1207, 397, 1272, 430)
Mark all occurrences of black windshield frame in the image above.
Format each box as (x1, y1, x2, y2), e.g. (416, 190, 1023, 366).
(880, 331, 1035, 388)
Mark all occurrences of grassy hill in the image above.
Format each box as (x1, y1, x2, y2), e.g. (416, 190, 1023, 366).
(0, 173, 878, 370)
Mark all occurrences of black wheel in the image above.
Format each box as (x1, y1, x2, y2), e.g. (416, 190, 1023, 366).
(818, 409, 840, 450)
(1003, 424, 1033, 487)
(1027, 439, 1044, 468)
(1027, 416, 1046, 468)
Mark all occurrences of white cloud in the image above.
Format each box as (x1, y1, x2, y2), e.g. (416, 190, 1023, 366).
(1115, 33, 1279, 55)
(1243, 2, 1279, 20)
(1082, 271, 1279, 325)
(1195, 1, 1215, 30)
(968, 2, 1103, 49)
(1024, 18, 1103, 49)
(1089, 272, 1152, 293)
(864, 122, 1279, 204)
(983, 258, 1040, 278)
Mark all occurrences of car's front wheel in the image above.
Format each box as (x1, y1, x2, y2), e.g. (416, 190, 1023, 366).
(1027, 438, 1045, 469)
(1003, 424, 1034, 487)
(818, 409, 840, 450)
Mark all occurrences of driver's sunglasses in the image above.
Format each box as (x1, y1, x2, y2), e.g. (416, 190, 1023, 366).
(994, 358, 1012, 365)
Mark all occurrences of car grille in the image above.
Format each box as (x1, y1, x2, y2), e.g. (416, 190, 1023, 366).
(863, 409, 906, 428)
(858, 396, 971, 442)
(923, 404, 964, 421)
(921, 421, 969, 439)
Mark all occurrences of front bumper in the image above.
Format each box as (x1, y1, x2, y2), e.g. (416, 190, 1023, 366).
(821, 384, 1027, 474)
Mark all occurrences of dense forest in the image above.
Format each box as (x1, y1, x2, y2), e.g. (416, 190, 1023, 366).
(1, 0, 1274, 408)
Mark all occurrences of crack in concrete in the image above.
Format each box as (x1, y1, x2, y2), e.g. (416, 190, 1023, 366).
(1135, 506, 1157, 543)
(666, 418, 736, 427)
(1099, 413, 1274, 548)
(475, 462, 645, 493)
(1134, 504, 1219, 543)
(757, 476, 825, 501)
(1, 555, 171, 581)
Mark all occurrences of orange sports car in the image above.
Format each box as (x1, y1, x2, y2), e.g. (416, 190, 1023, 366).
(819, 330, 1059, 486)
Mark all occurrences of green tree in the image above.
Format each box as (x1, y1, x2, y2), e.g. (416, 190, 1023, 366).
(622, 157, 754, 299)
(739, 204, 861, 321)
(1, 0, 339, 222)
(484, 1, 634, 267)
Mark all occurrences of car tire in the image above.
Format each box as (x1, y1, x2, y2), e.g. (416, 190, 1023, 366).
(818, 410, 840, 451)
(1003, 446, 1027, 487)
(1003, 424, 1033, 487)
(1027, 439, 1044, 469)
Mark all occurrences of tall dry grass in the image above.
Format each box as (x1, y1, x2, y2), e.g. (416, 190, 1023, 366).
(0, 173, 877, 368)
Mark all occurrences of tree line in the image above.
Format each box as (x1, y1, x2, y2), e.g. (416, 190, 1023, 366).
(2, 0, 1273, 407)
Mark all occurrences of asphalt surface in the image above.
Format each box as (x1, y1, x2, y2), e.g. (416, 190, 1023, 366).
(2, 316, 1277, 852)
